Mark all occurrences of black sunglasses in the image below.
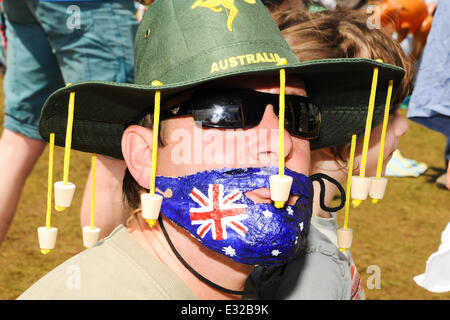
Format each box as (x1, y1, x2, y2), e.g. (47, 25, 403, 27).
(160, 87, 321, 139)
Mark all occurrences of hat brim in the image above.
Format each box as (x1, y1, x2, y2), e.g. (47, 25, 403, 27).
(39, 58, 404, 159)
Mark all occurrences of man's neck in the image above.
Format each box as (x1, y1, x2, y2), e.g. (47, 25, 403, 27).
(127, 213, 253, 300)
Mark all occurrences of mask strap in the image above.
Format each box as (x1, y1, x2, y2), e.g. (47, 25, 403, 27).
(158, 215, 245, 296)
(310, 173, 346, 212)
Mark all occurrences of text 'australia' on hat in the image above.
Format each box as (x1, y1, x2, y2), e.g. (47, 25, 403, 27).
(38, 0, 405, 159)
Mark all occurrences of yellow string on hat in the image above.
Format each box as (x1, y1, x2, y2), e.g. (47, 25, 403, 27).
(340, 134, 357, 253)
(372, 80, 394, 204)
(55, 83, 75, 212)
(46, 133, 56, 229)
(278, 59, 287, 176)
(274, 58, 288, 209)
(145, 80, 163, 227)
(352, 59, 382, 208)
(344, 135, 357, 230)
(42, 133, 56, 255)
(90, 154, 97, 229)
(63, 89, 75, 185)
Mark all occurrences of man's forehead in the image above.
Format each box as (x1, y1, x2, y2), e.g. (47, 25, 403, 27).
(164, 74, 306, 108)
(214, 75, 306, 95)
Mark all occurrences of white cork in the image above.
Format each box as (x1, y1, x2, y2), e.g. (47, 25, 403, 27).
(269, 175, 293, 202)
(141, 193, 163, 220)
(54, 181, 76, 208)
(350, 176, 371, 200)
(337, 227, 353, 249)
(37, 226, 58, 250)
(369, 177, 388, 200)
(82, 226, 101, 248)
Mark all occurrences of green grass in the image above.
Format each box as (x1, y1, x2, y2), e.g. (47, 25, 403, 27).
(0, 74, 449, 299)
(338, 119, 450, 300)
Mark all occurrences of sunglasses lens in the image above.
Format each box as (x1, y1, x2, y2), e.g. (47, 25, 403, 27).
(291, 101, 321, 139)
(193, 105, 242, 128)
(171, 88, 320, 138)
(192, 92, 264, 129)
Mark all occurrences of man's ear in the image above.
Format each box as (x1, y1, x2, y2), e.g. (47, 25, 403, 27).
(121, 125, 153, 189)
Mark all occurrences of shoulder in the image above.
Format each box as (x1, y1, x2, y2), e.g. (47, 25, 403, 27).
(18, 226, 197, 300)
(276, 225, 353, 300)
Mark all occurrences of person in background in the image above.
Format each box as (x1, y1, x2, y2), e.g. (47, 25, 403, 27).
(407, 0, 450, 190)
(246, 8, 412, 299)
(0, 0, 138, 244)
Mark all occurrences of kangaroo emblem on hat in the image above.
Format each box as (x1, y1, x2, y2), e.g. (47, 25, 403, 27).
(191, 0, 256, 32)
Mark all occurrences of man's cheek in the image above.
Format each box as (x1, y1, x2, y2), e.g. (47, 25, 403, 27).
(289, 139, 311, 175)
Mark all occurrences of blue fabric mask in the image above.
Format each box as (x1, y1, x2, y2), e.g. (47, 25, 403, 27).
(155, 167, 313, 266)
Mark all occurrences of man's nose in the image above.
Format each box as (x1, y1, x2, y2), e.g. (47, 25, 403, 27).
(253, 104, 294, 165)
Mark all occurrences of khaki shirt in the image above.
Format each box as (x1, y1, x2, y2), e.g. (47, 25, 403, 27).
(18, 225, 198, 300)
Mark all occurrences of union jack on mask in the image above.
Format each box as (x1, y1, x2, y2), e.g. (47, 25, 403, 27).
(154, 167, 313, 266)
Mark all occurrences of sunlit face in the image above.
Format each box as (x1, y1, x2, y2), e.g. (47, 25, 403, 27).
(127, 76, 315, 266)
(155, 75, 310, 179)
(352, 110, 409, 176)
(310, 109, 408, 191)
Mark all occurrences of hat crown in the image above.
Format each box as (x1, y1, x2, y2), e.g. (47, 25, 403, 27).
(134, 0, 299, 86)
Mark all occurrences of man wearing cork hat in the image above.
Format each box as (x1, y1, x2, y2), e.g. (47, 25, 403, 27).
(19, 0, 404, 299)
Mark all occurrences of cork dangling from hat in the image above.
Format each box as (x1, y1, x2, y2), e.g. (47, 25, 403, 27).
(140, 81, 164, 228)
(351, 61, 382, 208)
(269, 58, 293, 209)
(54, 83, 76, 212)
(82, 154, 101, 249)
(338, 134, 357, 252)
(351, 60, 395, 207)
(369, 80, 394, 204)
(38, 133, 58, 255)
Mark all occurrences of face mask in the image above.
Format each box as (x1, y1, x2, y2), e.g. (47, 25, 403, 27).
(155, 167, 313, 266)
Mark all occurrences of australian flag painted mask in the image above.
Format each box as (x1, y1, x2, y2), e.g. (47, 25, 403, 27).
(155, 167, 313, 266)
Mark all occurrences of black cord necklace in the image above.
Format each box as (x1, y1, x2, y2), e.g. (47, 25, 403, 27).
(158, 215, 245, 296)
(310, 173, 346, 212)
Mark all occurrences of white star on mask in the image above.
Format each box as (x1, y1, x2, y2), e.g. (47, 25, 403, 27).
(222, 245, 236, 257)
(287, 206, 294, 215)
(271, 249, 281, 256)
(263, 210, 273, 218)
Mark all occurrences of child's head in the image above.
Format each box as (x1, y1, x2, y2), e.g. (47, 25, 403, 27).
(272, 8, 413, 177)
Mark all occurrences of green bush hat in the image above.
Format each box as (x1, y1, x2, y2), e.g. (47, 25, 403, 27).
(39, 0, 405, 159)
